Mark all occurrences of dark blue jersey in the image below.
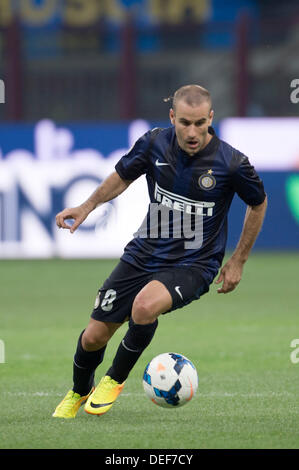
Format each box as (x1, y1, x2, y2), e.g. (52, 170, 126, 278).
(115, 126, 266, 284)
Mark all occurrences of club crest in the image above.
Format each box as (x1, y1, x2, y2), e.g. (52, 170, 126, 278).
(198, 169, 216, 190)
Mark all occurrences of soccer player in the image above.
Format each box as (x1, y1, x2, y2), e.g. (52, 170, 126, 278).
(53, 84, 267, 418)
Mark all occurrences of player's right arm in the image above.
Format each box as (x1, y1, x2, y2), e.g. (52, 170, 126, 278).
(56, 129, 152, 233)
(56, 171, 132, 233)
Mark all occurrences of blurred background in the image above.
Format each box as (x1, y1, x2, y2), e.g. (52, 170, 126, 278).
(0, 0, 298, 258)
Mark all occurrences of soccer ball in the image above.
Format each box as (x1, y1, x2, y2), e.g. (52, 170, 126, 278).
(143, 352, 198, 408)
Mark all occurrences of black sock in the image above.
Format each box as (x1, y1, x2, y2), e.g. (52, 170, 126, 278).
(106, 318, 158, 384)
(72, 330, 106, 396)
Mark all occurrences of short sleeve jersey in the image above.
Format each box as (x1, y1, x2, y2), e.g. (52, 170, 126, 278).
(115, 126, 266, 285)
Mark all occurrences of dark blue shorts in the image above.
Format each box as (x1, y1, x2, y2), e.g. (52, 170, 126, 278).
(91, 260, 210, 323)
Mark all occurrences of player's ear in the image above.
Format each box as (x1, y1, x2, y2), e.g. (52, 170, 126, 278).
(169, 108, 175, 125)
(209, 109, 214, 124)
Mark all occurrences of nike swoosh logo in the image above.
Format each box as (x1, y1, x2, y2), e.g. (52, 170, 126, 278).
(90, 401, 113, 409)
(155, 159, 169, 166)
(175, 286, 183, 300)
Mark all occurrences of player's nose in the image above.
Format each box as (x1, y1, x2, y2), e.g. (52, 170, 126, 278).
(187, 125, 197, 139)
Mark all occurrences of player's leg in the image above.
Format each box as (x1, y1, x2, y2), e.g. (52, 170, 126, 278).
(85, 266, 210, 416)
(72, 319, 122, 396)
(85, 280, 172, 415)
(114, 267, 209, 383)
(53, 260, 140, 419)
(53, 319, 122, 419)
(105, 280, 172, 382)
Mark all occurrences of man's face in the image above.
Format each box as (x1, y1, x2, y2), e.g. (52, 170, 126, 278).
(169, 100, 214, 156)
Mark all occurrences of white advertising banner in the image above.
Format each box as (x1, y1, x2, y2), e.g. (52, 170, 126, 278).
(0, 119, 151, 258)
(220, 118, 299, 171)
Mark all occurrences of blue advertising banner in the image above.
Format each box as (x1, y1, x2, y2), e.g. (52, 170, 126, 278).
(227, 172, 299, 250)
(0, 118, 298, 258)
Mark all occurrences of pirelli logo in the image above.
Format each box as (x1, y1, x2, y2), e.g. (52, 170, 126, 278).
(154, 182, 215, 216)
(134, 183, 216, 249)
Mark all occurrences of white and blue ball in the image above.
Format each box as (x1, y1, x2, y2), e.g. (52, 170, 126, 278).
(143, 352, 198, 408)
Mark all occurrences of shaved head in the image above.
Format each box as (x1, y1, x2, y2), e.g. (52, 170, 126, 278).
(172, 84, 212, 113)
(168, 84, 214, 156)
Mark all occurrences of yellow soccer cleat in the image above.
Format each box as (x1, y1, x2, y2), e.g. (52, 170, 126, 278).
(52, 389, 94, 419)
(84, 376, 125, 416)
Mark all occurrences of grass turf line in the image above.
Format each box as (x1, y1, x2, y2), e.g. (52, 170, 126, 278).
(0, 253, 298, 449)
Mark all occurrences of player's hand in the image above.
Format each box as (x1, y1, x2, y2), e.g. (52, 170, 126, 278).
(214, 258, 244, 294)
(56, 206, 89, 234)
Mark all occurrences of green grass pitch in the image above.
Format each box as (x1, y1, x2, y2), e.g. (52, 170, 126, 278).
(0, 253, 298, 449)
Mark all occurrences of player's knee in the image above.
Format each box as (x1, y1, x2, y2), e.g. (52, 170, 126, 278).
(131, 296, 157, 325)
(82, 329, 108, 351)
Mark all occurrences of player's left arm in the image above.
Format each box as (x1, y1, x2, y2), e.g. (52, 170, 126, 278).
(215, 195, 267, 294)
